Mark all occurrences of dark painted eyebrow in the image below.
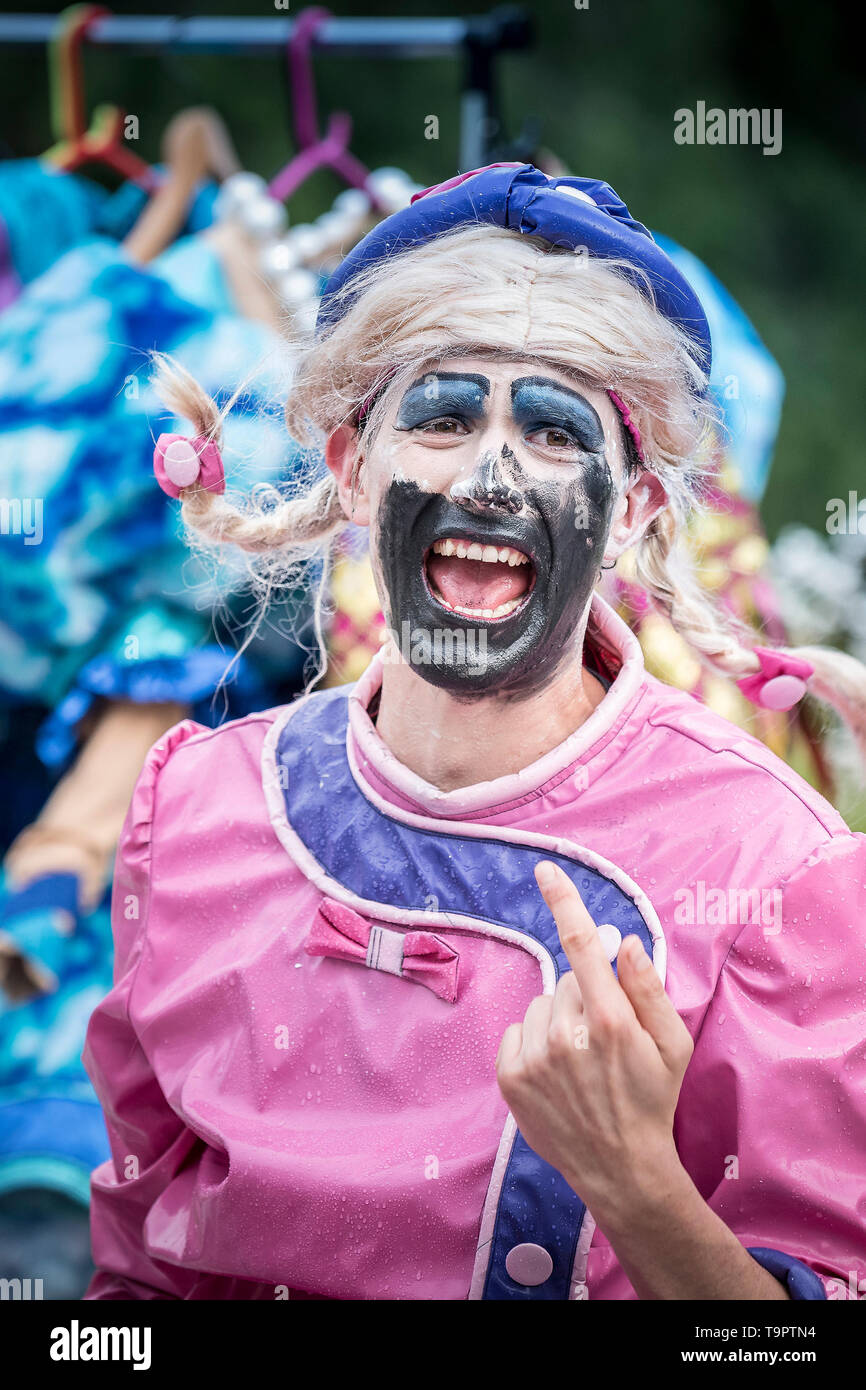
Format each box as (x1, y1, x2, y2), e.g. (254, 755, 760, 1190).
(395, 373, 491, 429)
(403, 372, 490, 394)
(510, 376, 598, 408)
(510, 376, 604, 446)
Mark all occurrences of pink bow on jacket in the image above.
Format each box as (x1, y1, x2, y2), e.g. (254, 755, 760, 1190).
(305, 898, 459, 1004)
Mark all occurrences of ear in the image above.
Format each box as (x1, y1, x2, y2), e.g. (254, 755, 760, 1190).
(603, 469, 669, 564)
(324, 424, 370, 527)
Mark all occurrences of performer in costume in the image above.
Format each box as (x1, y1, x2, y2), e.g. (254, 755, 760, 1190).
(83, 165, 866, 1300)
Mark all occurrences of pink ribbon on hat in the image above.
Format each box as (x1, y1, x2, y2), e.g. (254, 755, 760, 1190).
(305, 898, 459, 1004)
(153, 433, 225, 499)
(736, 645, 814, 711)
(410, 162, 524, 205)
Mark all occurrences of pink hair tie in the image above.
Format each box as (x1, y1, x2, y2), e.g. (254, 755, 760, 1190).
(607, 390, 645, 463)
(153, 434, 225, 500)
(736, 646, 814, 712)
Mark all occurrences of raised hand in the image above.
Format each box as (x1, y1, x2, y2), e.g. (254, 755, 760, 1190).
(495, 859, 694, 1221)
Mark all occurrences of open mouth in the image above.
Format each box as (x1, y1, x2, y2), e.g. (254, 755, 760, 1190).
(423, 536, 536, 621)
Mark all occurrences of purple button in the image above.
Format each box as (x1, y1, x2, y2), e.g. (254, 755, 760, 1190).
(505, 1242, 554, 1287)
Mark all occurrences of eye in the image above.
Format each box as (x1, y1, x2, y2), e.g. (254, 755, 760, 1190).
(528, 425, 579, 450)
(417, 416, 468, 435)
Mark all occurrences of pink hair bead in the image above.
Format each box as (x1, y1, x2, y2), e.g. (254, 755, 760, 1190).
(756, 675, 810, 711)
(736, 646, 814, 712)
(163, 439, 201, 489)
(153, 433, 226, 500)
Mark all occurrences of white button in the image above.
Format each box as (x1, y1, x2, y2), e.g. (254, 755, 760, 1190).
(555, 184, 597, 206)
(505, 1242, 554, 1287)
(597, 922, 622, 961)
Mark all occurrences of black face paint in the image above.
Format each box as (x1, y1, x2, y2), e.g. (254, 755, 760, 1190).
(375, 380, 617, 697)
(449, 446, 525, 514)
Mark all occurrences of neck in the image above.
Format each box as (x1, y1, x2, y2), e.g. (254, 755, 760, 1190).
(374, 625, 606, 793)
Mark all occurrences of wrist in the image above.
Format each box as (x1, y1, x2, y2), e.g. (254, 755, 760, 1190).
(567, 1136, 693, 1235)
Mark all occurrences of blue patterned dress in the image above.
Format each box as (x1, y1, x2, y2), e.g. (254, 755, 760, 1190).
(0, 168, 314, 1204)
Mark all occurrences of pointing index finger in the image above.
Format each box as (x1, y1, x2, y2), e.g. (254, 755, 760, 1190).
(534, 860, 621, 1010)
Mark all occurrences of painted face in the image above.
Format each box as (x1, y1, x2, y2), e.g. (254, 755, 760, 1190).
(367, 358, 625, 697)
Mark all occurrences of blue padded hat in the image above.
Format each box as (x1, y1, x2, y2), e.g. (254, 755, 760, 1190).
(317, 162, 712, 373)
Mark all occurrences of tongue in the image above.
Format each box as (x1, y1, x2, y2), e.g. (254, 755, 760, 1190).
(426, 553, 530, 611)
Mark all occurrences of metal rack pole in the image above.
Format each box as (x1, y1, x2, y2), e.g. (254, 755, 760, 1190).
(0, 9, 532, 164)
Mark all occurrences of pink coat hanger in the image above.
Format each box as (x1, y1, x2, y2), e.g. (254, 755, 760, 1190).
(268, 6, 386, 211)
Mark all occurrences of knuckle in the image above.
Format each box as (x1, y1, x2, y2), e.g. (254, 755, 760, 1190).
(496, 1055, 521, 1092)
(548, 1021, 574, 1058)
(561, 927, 592, 959)
(555, 971, 581, 1005)
(591, 1005, 621, 1038)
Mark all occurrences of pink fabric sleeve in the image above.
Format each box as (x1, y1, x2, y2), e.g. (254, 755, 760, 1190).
(675, 832, 866, 1299)
(82, 722, 208, 1300)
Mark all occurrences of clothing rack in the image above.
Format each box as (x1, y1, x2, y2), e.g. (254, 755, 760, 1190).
(0, 9, 533, 169)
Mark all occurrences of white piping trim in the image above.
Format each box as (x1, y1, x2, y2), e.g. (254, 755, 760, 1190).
(347, 590, 647, 819)
(261, 705, 558, 983)
(468, 1113, 520, 1300)
(263, 705, 560, 1301)
(345, 728, 667, 985)
(261, 690, 668, 1300)
(570, 1209, 597, 1300)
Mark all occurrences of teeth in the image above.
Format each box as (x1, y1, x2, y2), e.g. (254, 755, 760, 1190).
(427, 584, 524, 621)
(431, 538, 530, 566)
(493, 597, 521, 617)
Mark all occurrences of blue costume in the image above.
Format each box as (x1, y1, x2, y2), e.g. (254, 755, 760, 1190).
(0, 162, 313, 1203)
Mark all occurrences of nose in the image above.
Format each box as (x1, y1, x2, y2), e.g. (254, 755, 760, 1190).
(449, 446, 524, 515)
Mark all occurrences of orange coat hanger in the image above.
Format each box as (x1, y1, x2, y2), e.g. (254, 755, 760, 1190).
(42, 3, 159, 191)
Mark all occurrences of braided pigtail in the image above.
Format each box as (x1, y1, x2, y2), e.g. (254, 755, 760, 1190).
(154, 354, 345, 556)
(152, 352, 350, 689)
(633, 506, 866, 764)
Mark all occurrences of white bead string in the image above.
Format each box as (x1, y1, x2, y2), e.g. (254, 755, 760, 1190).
(213, 166, 423, 333)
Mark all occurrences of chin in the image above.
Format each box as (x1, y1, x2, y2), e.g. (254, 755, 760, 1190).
(377, 480, 600, 698)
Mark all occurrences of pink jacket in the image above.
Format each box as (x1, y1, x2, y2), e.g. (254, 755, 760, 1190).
(83, 593, 866, 1300)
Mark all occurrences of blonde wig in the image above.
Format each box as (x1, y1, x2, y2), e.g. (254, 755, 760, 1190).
(154, 223, 866, 758)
